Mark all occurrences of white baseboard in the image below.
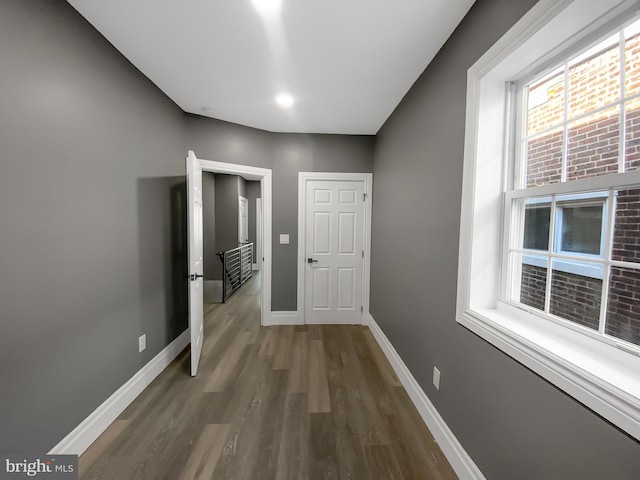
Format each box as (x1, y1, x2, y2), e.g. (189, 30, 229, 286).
(366, 314, 486, 480)
(252, 263, 259, 271)
(264, 311, 303, 326)
(48, 330, 190, 456)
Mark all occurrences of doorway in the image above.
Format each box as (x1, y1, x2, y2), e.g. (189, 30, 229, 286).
(297, 172, 372, 325)
(187, 151, 272, 375)
(192, 151, 272, 321)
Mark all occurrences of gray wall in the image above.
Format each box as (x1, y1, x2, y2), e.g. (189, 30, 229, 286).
(215, 174, 241, 255)
(202, 172, 217, 279)
(0, 0, 188, 452)
(186, 119, 375, 310)
(246, 181, 261, 260)
(205, 174, 253, 281)
(370, 0, 640, 478)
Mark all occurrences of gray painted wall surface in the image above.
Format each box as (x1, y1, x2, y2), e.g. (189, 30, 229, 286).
(202, 172, 217, 279)
(215, 174, 240, 256)
(246, 181, 261, 260)
(0, 0, 187, 452)
(370, 0, 640, 478)
(206, 174, 252, 281)
(186, 119, 374, 310)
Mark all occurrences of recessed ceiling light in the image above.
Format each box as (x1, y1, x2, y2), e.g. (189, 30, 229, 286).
(276, 93, 294, 109)
(252, 0, 281, 13)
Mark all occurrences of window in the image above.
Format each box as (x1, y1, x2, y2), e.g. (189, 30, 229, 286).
(458, 0, 640, 442)
(559, 203, 603, 254)
(521, 193, 607, 282)
(506, 17, 640, 348)
(523, 203, 550, 250)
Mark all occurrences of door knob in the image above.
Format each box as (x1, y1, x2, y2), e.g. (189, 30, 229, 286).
(190, 274, 204, 281)
(307, 258, 318, 264)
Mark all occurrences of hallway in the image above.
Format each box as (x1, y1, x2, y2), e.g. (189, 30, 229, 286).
(79, 272, 457, 479)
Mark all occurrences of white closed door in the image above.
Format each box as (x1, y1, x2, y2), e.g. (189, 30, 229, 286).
(305, 180, 365, 324)
(187, 151, 204, 376)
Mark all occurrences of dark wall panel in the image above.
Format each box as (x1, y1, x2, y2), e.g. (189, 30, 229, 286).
(215, 174, 240, 254)
(202, 172, 217, 279)
(246, 181, 261, 260)
(185, 115, 274, 169)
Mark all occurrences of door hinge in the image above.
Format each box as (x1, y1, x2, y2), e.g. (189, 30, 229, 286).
(361, 250, 364, 258)
(360, 305, 363, 313)
(363, 193, 368, 201)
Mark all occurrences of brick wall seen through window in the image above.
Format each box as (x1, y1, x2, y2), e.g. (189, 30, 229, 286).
(512, 20, 640, 348)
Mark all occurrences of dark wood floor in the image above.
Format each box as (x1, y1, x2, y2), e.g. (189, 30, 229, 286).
(79, 272, 458, 480)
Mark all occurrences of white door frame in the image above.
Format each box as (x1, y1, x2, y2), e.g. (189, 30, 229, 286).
(238, 195, 248, 244)
(189, 150, 273, 325)
(255, 198, 263, 271)
(297, 172, 372, 325)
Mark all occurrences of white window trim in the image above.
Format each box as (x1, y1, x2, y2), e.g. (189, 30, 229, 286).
(457, 0, 640, 441)
(522, 255, 605, 279)
(553, 199, 607, 257)
(521, 191, 608, 279)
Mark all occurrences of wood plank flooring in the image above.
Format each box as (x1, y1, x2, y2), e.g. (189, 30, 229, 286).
(79, 273, 458, 480)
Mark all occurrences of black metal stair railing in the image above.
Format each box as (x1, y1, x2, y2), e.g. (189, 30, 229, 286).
(217, 243, 253, 302)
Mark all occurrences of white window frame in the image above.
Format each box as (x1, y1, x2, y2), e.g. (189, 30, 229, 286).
(553, 197, 607, 257)
(521, 192, 609, 279)
(457, 0, 640, 441)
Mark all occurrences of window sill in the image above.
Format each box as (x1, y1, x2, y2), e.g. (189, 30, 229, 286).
(458, 305, 640, 441)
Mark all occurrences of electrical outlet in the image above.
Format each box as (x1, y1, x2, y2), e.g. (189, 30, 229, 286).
(139, 334, 146, 353)
(433, 366, 441, 390)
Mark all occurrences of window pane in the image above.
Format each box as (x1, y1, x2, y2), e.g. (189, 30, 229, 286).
(566, 107, 620, 181)
(559, 204, 603, 255)
(568, 36, 620, 119)
(606, 266, 640, 346)
(524, 204, 550, 250)
(549, 260, 602, 330)
(612, 188, 640, 263)
(526, 68, 565, 136)
(624, 20, 640, 97)
(526, 127, 563, 187)
(625, 97, 640, 172)
(519, 255, 548, 311)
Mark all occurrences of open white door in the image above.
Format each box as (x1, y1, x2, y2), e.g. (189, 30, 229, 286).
(187, 151, 204, 376)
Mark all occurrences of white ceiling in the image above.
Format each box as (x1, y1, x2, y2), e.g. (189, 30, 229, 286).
(67, 0, 475, 135)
